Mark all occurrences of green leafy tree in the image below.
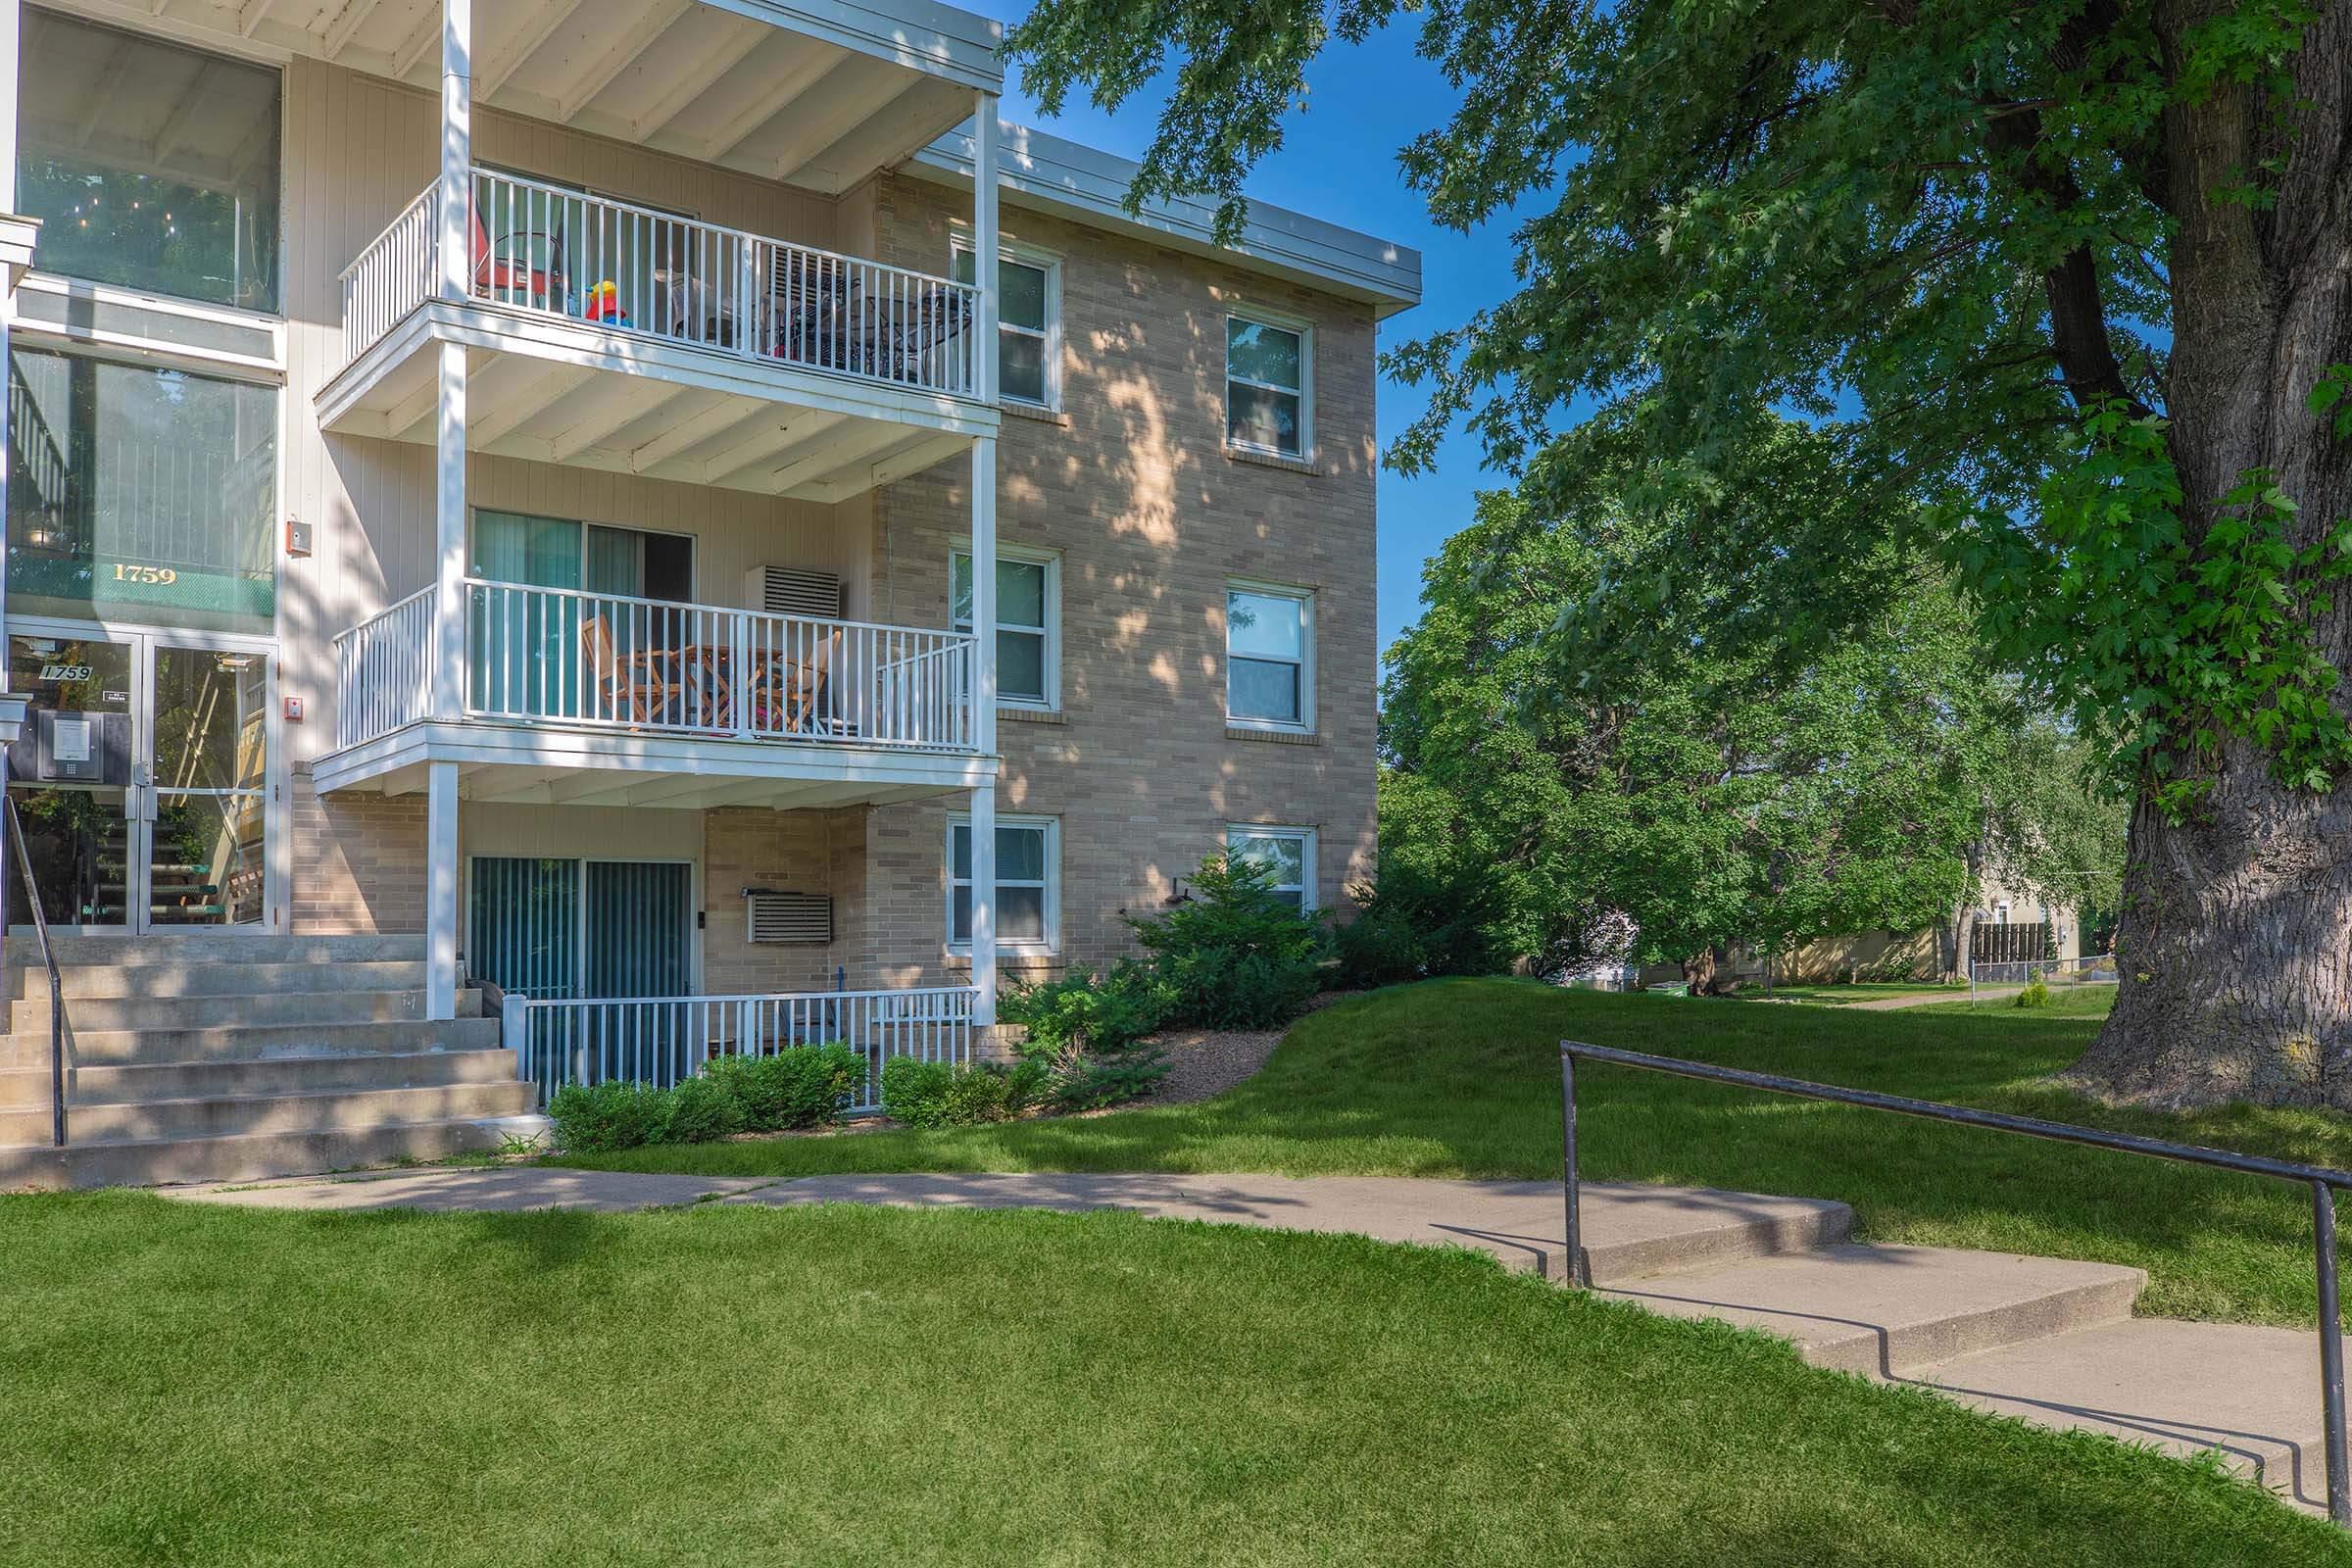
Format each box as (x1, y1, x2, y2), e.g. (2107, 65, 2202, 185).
(1007, 0, 2352, 1104)
(1383, 475, 2124, 990)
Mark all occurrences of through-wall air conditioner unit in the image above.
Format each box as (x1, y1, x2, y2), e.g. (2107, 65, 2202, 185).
(746, 566, 843, 619)
(745, 889, 833, 945)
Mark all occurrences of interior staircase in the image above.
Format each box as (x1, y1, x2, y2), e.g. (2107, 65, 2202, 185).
(0, 933, 541, 1190)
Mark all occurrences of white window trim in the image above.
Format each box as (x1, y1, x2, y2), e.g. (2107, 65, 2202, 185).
(952, 542, 1060, 711)
(1224, 576, 1315, 733)
(1226, 825, 1317, 911)
(951, 233, 1062, 412)
(947, 812, 1060, 956)
(1224, 308, 1313, 461)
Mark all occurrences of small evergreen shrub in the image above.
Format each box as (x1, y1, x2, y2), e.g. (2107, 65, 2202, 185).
(1053, 1050, 1171, 1111)
(548, 1079, 674, 1153)
(1131, 854, 1329, 1029)
(704, 1043, 864, 1131)
(1001, 958, 1175, 1056)
(881, 1057, 1047, 1128)
(2013, 978, 2054, 1009)
(1333, 859, 1510, 989)
(663, 1072, 747, 1144)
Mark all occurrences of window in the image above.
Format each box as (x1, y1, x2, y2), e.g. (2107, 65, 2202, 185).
(467, 512, 696, 719)
(949, 815, 1057, 952)
(952, 547, 1057, 709)
(1226, 582, 1314, 729)
(5, 345, 277, 633)
(20, 12, 282, 314)
(1227, 826, 1316, 914)
(1226, 315, 1309, 457)
(952, 243, 1057, 407)
(470, 512, 694, 599)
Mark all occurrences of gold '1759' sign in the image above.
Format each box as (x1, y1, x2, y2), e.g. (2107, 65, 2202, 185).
(111, 564, 180, 586)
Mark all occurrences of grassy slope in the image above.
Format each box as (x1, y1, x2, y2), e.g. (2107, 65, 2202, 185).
(1730, 982, 1973, 1004)
(0, 1192, 2331, 1566)
(571, 979, 2352, 1327)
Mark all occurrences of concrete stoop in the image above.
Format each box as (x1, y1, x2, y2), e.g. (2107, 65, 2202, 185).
(0, 934, 534, 1191)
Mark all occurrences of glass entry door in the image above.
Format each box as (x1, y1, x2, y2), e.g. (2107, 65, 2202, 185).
(6, 625, 271, 930)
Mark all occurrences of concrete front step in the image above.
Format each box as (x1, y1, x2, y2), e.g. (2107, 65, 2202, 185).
(0, 1048, 522, 1108)
(0, 1116, 517, 1190)
(8, 959, 427, 1002)
(1905, 1316, 2329, 1511)
(1601, 1243, 2147, 1377)
(12, 986, 482, 1033)
(0, 1079, 536, 1146)
(3, 932, 425, 967)
(0, 1016, 502, 1070)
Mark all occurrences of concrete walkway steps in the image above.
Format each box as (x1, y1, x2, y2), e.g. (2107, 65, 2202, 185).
(0, 934, 536, 1190)
(164, 1164, 2327, 1513)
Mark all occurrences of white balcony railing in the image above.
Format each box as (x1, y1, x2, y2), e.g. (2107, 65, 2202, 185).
(330, 580, 976, 755)
(338, 169, 983, 400)
(504, 986, 978, 1108)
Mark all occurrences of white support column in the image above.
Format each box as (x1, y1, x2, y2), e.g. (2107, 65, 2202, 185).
(426, 760, 460, 1020)
(424, 1, 471, 1021)
(966, 93, 1002, 1028)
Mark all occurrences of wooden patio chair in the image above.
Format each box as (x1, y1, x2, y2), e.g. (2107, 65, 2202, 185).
(580, 615, 685, 726)
(751, 628, 837, 735)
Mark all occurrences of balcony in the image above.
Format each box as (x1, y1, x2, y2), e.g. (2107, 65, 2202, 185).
(318, 581, 989, 809)
(319, 170, 996, 500)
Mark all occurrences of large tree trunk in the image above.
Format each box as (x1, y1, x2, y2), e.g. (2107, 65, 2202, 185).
(2066, 10, 2352, 1108)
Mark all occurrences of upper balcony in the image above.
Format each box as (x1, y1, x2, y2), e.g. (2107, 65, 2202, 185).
(320, 168, 995, 500)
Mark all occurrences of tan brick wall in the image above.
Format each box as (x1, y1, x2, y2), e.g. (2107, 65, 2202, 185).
(702, 807, 869, 992)
(287, 770, 425, 934)
(850, 172, 1383, 985)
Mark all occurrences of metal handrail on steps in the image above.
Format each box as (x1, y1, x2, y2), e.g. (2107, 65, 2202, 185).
(3, 796, 65, 1147)
(1558, 1039, 2352, 1526)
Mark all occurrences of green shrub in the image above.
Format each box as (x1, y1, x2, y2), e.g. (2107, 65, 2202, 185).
(2013, 978, 2054, 1009)
(548, 1079, 674, 1153)
(1333, 859, 1510, 989)
(1130, 854, 1330, 1029)
(1001, 958, 1175, 1056)
(704, 1044, 864, 1131)
(881, 1057, 1052, 1129)
(1053, 1050, 1170, 1111)
(663, 1072, 748, 1144)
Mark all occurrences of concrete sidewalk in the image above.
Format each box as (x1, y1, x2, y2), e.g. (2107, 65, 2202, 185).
(167, 1163, 2327, 1513)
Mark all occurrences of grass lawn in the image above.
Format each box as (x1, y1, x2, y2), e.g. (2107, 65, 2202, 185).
(1731, 981, 1972, 1004)
(569, 978, 2352, 1328)
(0, 1191, 2333, 1566)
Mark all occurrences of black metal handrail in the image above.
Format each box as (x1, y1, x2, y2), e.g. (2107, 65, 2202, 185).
(4, 796, 65, 1147)
(1559, 1039, 2351, 1525)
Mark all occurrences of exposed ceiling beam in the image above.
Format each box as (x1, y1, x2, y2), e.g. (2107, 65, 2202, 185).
(704, 409, 847, 488)
(761, 61, 920, 184)
(841, 429, 972, 495)
(788, 81, 964, 194)
(625, 394, 759, 475)
(75, 52, 132, 148)
(556, 0, 692, 120)
(547, 377, 673, 462)
(468, 363, 596, 449)
(700, 42, 844, 165)
(631, 24, 766, 141)
(236, 0, 276, 38)
(761, 420, 909, 495)
(391, 10, 440, 79)
(478, 0, 588, 102)
(320, 0, 382, 60)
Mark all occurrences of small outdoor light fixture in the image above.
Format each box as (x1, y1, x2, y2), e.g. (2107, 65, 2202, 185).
(284, 515, 312, 558)
(1165, 876, 1195, 906)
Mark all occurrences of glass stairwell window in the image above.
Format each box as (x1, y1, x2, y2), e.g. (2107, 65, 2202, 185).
(19, 11, 282, 313)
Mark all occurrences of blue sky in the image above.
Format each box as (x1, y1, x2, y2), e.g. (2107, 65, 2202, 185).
(970, 8, 1521, 661)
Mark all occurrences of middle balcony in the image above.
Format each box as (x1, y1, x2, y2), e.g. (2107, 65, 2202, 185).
(318, 580, 988, 810)
(319, 168, 996, 500)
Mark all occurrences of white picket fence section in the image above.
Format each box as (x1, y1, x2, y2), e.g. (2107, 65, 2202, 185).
(505, 986, 978, 1110)
(328, 581, 975, 753)
(338, 169, 981, 399)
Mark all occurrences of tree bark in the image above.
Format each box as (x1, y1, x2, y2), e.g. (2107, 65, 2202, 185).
(2066, 7, 2352, 1108)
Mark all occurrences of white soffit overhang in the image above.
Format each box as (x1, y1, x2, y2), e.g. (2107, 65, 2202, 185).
(908, 121, 1424, 319)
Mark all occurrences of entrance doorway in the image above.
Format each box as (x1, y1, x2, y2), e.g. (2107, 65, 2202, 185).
(5, 623, 273, 930)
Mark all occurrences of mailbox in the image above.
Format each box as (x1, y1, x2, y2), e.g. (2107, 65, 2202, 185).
(12, 709, 130, 785)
